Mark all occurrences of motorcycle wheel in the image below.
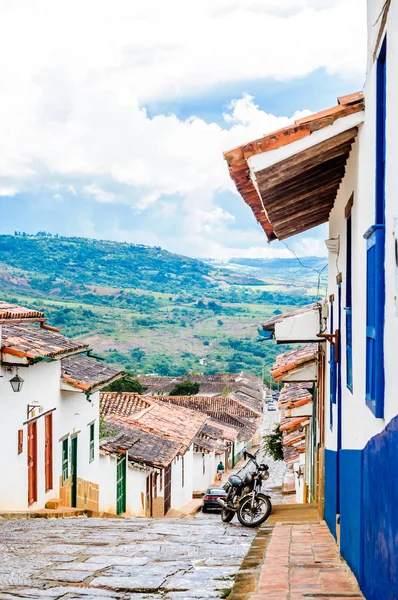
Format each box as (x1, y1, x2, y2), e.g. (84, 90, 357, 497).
(237, 493, 272, 528)
(221, 507, 235, 523)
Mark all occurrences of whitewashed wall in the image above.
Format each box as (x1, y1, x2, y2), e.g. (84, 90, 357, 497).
(326, 1, 398, 449)
(171, 446, 194, 509)
(0, 358, 100, 511)
(98, 453, 117, 514)
(193, 451, 217, 492)
(126, 463, 151, 516)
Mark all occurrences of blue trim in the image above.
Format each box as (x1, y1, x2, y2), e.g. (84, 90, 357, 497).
(364, 226, 385, 418)
(324, 449, 337, 539)
(329, 301, 336, 429)
(345, 211, 353, 392)
(340, 450, 363, 583)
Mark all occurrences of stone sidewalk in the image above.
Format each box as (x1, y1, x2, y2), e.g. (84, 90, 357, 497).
(230, 507, 364, 600)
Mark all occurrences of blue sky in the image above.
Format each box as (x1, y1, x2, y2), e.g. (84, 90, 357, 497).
(0, 0, 366, 259)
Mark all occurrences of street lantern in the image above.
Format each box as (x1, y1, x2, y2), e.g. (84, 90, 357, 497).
(10, 370, 24, 393)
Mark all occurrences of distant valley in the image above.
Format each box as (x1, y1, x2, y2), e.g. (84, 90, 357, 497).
(0, 234, 327, 378)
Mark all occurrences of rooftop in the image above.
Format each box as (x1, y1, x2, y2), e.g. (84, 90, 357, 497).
(61, 355, 124, 394)
(278, 383, 313, 410)
(100, 392, 207, 452)
(224, 92, 364, 241)
(1, 323, 89, 362)
(271, 345, 318, 381)
(156, 394, 262, 419)
(262, 302, 322, 332)
(0, 301, 45, 322)
(100, 421, 182, 468)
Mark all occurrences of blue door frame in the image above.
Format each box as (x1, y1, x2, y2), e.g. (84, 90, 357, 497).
(336, 284, 342, 514)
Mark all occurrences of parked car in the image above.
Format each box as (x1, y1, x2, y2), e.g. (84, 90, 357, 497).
(267, 400, 277, 411)
(202, 487, 227, 512)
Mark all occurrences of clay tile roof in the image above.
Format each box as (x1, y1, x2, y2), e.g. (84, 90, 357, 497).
(283, 446, 300, 463)
(61, 355, 125, 393)
(100, 421, 182, 468)
(223, 92, 364, 242)
(0, 301, 45, 322)
(1, 323, 88, 361)
(100, 393, 207, 452)
(100, 392, 151, 418)
(278, 383, 313, 410)
(262, 302, 323, 332)
(155, 394, 261, 420)
(280, 410, 310, 432)
(208, 419, 239, 442)
(271, 345, 318, 381)
(283, 429, 306, 447)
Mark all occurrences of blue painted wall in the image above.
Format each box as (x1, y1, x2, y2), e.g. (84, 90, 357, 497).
(324, 449, 337, 539)
(339, 450, 363, 583)
(361, 414, 398, 600)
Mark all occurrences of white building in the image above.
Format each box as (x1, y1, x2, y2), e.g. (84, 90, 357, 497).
(99, 392, 209, 514)
(0, 301, 123, 512)
(223, 3, 397, 595)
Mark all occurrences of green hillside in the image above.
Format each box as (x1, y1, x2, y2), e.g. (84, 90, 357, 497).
(0, 234, 327, 377)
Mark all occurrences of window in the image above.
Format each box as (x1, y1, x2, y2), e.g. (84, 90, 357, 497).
(329, 298, 337, 420)
(181, 456, 185, 488)
(89, 423, 95, 463)
(62, 438, 69, 485)
(346, 200, 353, 392)
(365, 37, 386, 417)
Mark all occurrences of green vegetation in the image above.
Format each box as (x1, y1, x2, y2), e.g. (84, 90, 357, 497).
(103, 377, 146, 394)
(169, 381, 200, 396)
(263, 424, 284, 461)
(0, 234, 327, 377)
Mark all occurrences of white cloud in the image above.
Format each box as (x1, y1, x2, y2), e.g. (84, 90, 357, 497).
(84, 184, 117, 203)
(0, 186, 18, 197)
(0, 0, 366, 257)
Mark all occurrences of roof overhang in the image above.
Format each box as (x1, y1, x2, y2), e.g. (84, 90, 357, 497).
(224, 93, 364, 241)
(279, 362, 318, 383)
(274, 308, 322, 344)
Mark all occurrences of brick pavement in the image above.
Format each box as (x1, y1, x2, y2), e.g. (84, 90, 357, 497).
(248, 521, 364, 600)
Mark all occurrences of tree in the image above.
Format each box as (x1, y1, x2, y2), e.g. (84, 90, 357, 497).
(263, 424, 284, 461)
(169, 381, 200, 396)
(103, 377, 145, 394)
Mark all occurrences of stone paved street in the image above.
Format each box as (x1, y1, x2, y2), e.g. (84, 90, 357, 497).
(0, 512, 257, 600)
(0, 409, 285, 600)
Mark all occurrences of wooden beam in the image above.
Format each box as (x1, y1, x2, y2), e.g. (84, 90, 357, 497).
(263, 176, 343, 212)
(255, 145, 352, 190)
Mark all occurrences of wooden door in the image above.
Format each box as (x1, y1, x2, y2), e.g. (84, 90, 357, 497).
(71, 436, 78, 508)
(164, 465, 171, 515)
(116, 454, 126, 515)
(145, 473, 153, 517)
(44, 413, 53, 492)
(27, 421, 37, 505)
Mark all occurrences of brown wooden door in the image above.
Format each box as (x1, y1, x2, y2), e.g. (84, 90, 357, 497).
(44, 413, 53, 492)
(145, 474, 153, 517)
(27, 421, 37, 505)
(164, 465, 172, 515)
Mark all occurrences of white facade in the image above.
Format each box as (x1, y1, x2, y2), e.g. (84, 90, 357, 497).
(0, 359, 100, 511)
(170, 446, 194, 509)
(193, 451, 218, 492)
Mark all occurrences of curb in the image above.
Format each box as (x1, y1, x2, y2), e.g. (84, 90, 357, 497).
(228, 523, 275, 600)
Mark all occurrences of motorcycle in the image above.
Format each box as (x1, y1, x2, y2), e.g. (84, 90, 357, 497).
(216, 450, 272, 527)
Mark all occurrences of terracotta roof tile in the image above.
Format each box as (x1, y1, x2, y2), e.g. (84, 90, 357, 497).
(271, 345, 318, 381)
(155, 394, 261, 419)
(279, 408, 310, 432)
(283, 429, 306, 446)
(100, 392, 151, 418)
(1, 323, 88, 361)
(208, 419, 239, 442)
(61, 355, 124, 393)
(100, 392, 207, 452)
(223, 92, 364, 242)
(0, 301, 44, 321)
(283, 446, 300, 463)
(278, 383, 313, 410)
(100, 421, 182, 468)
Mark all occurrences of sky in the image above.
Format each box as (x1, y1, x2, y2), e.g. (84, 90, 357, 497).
(0, 0, 367, 260)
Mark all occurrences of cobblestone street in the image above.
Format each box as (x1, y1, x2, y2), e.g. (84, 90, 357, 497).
(0, 409, 284, 600)
(0, 514, 256, 600)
